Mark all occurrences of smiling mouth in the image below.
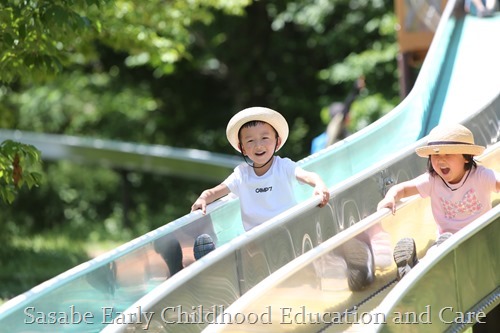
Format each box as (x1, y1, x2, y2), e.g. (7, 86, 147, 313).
(255, 151, 266, 156)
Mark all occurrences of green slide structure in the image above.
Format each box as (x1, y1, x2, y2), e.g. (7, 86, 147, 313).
(199, 142, 500, 333)
(101, 88, 499, 333)
(1, 0, 499, 332)
(0, 130, 241, 183)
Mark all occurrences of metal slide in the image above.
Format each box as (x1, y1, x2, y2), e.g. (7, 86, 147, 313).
(1, 1, 499, 332)
(0, 131, 241, 183)
(200, 141, 500, 333)
(98, 96, 499, 333)
(101, 108, 499, 333)
(99, 4, 500, 333)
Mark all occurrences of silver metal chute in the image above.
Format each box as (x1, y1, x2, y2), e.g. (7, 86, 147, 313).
(200, 142, 500, 333)
(99, 107, 500, 333)
(0, 130, 240, 182)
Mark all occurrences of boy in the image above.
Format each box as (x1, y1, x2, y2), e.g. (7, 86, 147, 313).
(191, 107, 330, 257)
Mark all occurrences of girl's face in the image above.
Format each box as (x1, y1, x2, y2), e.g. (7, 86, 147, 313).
(430, 154, 468, 184)
(239, 122, 281, 168)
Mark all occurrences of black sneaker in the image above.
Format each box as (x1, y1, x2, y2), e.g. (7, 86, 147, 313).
(435, 232, 453, 246)
(193, 234, 216, 260)
(342, 238, 375, 291)
(393, 238, 418, 281)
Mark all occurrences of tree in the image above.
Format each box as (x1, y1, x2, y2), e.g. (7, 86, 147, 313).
(1, 0, 251, 203)
(0, 140, 42, 204)
(0, 0, 251, 83)
(1, 0, 401, 232)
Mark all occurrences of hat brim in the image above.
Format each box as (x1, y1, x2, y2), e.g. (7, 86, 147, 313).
(226, 107, 289, 153)
(415, 144, 485, 157)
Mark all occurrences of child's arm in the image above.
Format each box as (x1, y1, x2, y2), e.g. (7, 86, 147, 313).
(295, 169, 330, 207)
(377, 180, 419, 214)
(191, 184, 231, 215)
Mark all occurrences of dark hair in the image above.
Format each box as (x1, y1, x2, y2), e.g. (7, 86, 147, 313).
(427, 154, 477, 175)
(237, 120, 279, 143)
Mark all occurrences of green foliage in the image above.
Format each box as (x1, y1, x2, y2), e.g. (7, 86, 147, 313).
(0, 140, 43, 204)
(2, 0, 400, 151)
(349, 93, 397, 131)
(0, 0, 402, 232)
(11, 71, 159, 140)
(0, 0, 404, 300)
(0, 232, 89, 300)
(0, 0, 251, 83)
(0, 0, 104, 82)
(1, 0, 402, 232)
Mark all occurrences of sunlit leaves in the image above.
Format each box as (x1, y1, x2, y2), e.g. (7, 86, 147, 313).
(0, 0, 251, 83)
(0, 0, 105, 83)
(0, 140, 43, 204)
(11, 71, 159, 139)
(320, 42, 398, 83)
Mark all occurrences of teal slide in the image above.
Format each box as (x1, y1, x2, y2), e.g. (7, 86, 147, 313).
(198, 142, 500, 333)
(1, 0, 499, 331)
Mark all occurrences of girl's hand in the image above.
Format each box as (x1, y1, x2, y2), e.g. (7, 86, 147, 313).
(377, 197, 397, 215)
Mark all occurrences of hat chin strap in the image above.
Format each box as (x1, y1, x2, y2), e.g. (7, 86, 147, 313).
(439, 169, 471, 192)
(241, 140, 279, 169)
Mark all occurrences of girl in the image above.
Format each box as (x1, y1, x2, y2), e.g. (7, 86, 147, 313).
(377, 123, 500, 280)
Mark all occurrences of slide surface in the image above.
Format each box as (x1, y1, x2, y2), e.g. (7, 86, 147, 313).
(201, 141, 500, 333)
(100, 105, 500, 333)
(100, 5, 500, 332)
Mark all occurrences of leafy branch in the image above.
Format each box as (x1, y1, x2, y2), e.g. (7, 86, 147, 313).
(0, 140, 43, 204)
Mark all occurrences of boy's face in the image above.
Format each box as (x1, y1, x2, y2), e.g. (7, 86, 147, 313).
(430, 154, 468, 184)
(239, 122, 281, 167)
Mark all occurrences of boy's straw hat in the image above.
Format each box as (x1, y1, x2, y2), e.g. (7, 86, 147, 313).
(226, 107, 289, 153)
(415, 124, 485, 157)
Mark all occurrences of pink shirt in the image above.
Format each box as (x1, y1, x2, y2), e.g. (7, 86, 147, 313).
(414, 165, 499, 234)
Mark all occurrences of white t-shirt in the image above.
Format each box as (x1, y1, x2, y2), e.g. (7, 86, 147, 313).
(414, 165, 499, 234)
(223, 156, 299, 231)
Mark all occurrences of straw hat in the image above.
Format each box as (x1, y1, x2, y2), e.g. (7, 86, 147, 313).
(226, 107, 289, 153)
(415, 124, 485, 157)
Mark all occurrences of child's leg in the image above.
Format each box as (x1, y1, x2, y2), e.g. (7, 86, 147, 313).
(424, 232, 453, 257)
(366, 224, 393, 270)
(394, 232, 453, 280)
(154, 236, 184, 276)
(341, 237, 375, 291)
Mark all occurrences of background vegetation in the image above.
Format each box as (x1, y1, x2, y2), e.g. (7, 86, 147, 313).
(1, 0, 403, 301)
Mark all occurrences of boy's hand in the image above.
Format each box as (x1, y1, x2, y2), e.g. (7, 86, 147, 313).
(191, 198, 208, 215)
(190, 184, 230, 216)
(314, 185, 330, 207)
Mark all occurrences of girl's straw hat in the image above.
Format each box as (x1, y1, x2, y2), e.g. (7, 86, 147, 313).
(415, 124, 485, 157)
(226, 107, 289, 153)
